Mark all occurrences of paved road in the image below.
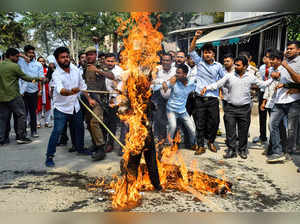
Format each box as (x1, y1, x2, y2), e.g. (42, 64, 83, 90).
(0, 111, 300, 212)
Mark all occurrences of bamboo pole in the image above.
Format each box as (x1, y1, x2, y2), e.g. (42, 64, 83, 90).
(78, 97, 126, 149)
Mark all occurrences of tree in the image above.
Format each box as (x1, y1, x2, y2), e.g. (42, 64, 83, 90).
(0, 12, 26, 51)
(286, 15, 300, 41)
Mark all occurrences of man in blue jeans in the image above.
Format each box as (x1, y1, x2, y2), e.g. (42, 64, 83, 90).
(162, 64, 197, 151)
(45, 47, 96, 167)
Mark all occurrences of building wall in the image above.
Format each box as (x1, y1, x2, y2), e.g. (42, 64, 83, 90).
(224, 12, 274, 22)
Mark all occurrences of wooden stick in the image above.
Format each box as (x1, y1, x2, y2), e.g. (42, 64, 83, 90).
(78, 97, 126, 149)
(81, 89, 120, 94)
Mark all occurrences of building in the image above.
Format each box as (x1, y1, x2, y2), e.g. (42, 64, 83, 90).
(168, 12, 299, 66)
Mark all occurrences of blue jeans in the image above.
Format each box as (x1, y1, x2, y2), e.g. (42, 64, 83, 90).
(167, 110, 196, 145)
(287, 100, 300, 153)
(270, 104, 290, 155)
(46, 108, 84, 158)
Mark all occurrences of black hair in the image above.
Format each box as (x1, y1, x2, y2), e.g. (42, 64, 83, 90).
(53, 47, 70, 60)
(105, 53, 116, 59)
(78, 52, 85, 59)
(287, 41, 300, 49)
(24, 45, 35, 53)
(264, 48, 273, 56)
(5, 48, 19, 58)
(37, 56, 45, 61)
(223, 53, 234, 60)
(269, 49, 284, 61)
(176, 51, 186, 57)
(161, 53, 172, 59)
(201, 43, 215, 53)
(234, 56, 249, 67)
(177, 64, 189, 74)
(239, 51, 251, 59)
(98, 52, 106, 58)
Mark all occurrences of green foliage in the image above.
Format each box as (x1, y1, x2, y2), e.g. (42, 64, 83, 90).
(0, 12, 26, 50)
(287, 15, 300, 41)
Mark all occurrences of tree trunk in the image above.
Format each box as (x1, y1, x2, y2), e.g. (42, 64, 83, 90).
(43, 30, 50, 56)
(113, 32, 118, 54)
(70, 27, 75, 61)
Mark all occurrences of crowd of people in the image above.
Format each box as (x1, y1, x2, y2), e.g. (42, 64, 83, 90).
(0, 30, 299, 170)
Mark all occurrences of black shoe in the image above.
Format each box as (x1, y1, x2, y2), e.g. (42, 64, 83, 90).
(239, 151, 248, 159)
(68, 146, 76, 153)
(223, 150, 237, 159)
(17, 137, 32, 144)
(92, 146, 106, 161)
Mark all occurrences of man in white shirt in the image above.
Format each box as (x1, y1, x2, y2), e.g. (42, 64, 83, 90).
(104, 53, 124, 153)
(268, 42, 300, 162)
(151, 53, 176, 143)
(45, 47, 95, 167)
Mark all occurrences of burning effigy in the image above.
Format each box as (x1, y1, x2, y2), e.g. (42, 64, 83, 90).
(86, 12, 232, 211)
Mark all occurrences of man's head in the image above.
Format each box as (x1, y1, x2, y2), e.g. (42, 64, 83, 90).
(269, 49, 283, 69)
(187, 55, 195, 68)
(285, 41, 300, 60)
(37, 56, 46, 67)
(78, 52, 86, 66)
(104, 53, 117, 70)
(223, 53, 234, 70)
(234, 56, 248, 75)
(54, 47, 70, 69)
(5, 48, 20, 63)
(98, 52, 106, 64)
(262, 48, 273, 67)
(24, 45, 35, 61)
(161, 53, 172, 71)
(201, 44, 215, 64)
(175, 51, 186, 65)
(176, 64, 189, 83)
(168, 50, 176, 62)
(85, 46, 97, 64)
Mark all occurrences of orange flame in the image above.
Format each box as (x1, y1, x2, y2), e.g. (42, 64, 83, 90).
(108, 12, 231, 211)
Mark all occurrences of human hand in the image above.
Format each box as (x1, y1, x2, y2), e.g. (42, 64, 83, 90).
(88, 98, 96, 107)
(201, 87, 207, 96)
(195, 30, 203, 38)
(287, 88, 300, 95)
(71, 87, 80, 94)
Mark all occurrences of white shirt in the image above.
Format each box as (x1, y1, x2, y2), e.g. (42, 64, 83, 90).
(222, 66, 235, 102)
(207, 70, 274, 106)
(106, 65, 123, 100)
(52, 63, 87, 114)
(274, 63, 300, 104)
(152, 65, 176, 99)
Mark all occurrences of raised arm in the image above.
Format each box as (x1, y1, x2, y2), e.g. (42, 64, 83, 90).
(189, 30, 203, 53)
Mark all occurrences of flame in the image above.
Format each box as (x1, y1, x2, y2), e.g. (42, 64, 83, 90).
(95, 12, 232, 211)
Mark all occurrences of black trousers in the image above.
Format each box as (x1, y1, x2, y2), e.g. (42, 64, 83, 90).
(0, 96, 27, 142)
(192, 96, 220, 147)
(222, 100, 229, 146)
(258, 91, 268, 141)
(23, 91, 38, 134)
(151, 91, 168, 142)
(225, 103, 251, 153)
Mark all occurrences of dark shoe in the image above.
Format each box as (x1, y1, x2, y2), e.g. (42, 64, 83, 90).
(31, 132, 39, 138)
(207, 142, 217, 153)
(77, 149, 92, 156)
(104, 144, 113, 153)
(194, 146, 206, 155)
(92, 146, 106, 161)
(68, 146, 76, 153)
(239, 151, 248, 159)
(17, 137, 32, 144)
(223, 150, 237, 159)
(87, 145, 97, 153)
(45, 156, 55, 167)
